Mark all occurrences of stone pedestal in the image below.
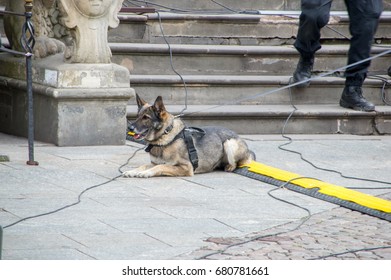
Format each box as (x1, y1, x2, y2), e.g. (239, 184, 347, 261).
(0, 53, 134, 146)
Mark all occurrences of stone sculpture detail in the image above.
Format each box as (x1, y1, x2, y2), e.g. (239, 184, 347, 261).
(4, 0, 65, 58)
(59, 0, 123, 63)
(4, 0, 124, 63)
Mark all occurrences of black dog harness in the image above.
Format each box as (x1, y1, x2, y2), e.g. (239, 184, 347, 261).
(145, 127, 205, 171)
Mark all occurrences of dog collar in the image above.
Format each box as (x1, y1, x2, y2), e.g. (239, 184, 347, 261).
(144, 127, 185, 153)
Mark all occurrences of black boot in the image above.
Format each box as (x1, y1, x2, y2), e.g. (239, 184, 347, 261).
(292, 53, 314, 87)
(339, 86, 375, 112)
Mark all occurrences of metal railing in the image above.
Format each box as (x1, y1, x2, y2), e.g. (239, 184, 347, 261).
(0, 225, 2, 259)
(0, 0, 38, 166)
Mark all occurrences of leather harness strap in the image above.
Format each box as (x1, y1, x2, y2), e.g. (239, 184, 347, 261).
(145, 127, 205, 171)
(182, 129, 199, 170)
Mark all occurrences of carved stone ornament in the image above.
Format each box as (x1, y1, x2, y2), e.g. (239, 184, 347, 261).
(59, 0, 123, 63)
(4, 0, 66, 58)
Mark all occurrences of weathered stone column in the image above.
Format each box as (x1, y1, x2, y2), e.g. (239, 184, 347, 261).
(0, 0, 134, 146)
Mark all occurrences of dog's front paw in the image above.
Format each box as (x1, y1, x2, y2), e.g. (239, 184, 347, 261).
(122, 170, 139, 178)
(122, 169, 155, 178)
(137, 169, 157, 178)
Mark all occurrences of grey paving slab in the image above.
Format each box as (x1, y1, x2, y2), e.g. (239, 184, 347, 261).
(2, 248, 94, 260)
(2, 167, 109, 194)
(3, 217, 122, 235)
(1, 132, 391, 260)
(185, 193, 391, 260)
(79, 244, 200, 260)
(99, 217, 244, 240)
(246, 137, 391, 193)
(3, 233, 79, 250)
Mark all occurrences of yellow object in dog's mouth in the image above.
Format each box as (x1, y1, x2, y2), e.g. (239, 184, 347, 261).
(128, 129, 149, 140)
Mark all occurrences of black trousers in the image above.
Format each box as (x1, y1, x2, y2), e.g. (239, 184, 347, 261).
(294, 0, 383, 84)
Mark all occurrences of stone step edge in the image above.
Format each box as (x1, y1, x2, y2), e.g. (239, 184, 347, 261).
(111, 43, 391, 56)
(117, 11, 391, 23)
(1, 7, 390, 21)
(129, 75, 388, 86)
(2, 8, 391, 25)
(126, 104, 391, 118)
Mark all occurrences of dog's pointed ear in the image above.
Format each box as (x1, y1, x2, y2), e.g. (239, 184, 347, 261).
(153, 96, 166, 115)
(136, 93, 148, 110)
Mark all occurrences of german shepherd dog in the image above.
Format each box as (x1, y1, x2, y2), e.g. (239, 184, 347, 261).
(123, 94, 255, 178)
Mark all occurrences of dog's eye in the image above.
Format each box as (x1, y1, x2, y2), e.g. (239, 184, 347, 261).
(142, 115, 149, 120)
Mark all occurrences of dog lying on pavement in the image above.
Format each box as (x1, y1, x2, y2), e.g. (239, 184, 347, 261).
(123, 94, 255, 178)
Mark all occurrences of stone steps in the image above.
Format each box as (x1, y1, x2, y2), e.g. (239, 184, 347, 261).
(119, 7, 391, 135)
(128, 75, 390, 106)
(2, 2, 391, 135)
(126, 73, 391, 134)
(110, 11, 391, 45)
(121, 0, 391, 13)
(126, 104, 391, 135)
(111, 43, 391, 76)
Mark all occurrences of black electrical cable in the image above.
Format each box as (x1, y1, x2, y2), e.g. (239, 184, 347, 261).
(124, 0, 258, 15)
(2, 7, 185, 230)
(153, 3, 388, 190)
(124, 0, 201, 14)
(179, 47, 391, 119)
(151, 7, 319, 261)
(197, 177, 315, 260)
(210, 0, 238, 13)
(367, 74, 391, 106)
(156, 1, 391, 261)
(279, 78, 391, 189)
(156, 11, 188, 116)
(126, 0, 182, 11)
(198, 177, 391, 260)
(122, 0, 140, 8)
(3, 6, 196, 231)
(279, 80, 391, 258)
(136, 1, 391, 260)
(209, 0, 351, 39)
(150, 1, 391, 259)
(3, 176, 121, 229)
(310, 245, 391, 260)
(3, 146, 145, 229)
(4, 2, 390, 262)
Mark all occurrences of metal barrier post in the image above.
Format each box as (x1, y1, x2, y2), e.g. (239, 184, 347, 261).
(0, 225, 3, 260)
(21, 0, 38, 166)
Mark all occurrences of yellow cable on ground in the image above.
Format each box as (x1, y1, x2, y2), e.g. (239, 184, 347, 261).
(241, 161, 391, 213)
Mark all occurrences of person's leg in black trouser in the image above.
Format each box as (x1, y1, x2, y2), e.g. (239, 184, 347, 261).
(293, 0, 332, 87)
(340, 0, 383, 111)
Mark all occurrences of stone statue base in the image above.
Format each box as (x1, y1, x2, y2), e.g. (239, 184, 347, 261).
(0, 54, 134, 146)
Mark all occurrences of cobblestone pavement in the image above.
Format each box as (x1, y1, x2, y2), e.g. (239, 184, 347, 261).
(183, 192, 391, 260)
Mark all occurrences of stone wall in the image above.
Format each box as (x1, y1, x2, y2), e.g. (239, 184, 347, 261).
(0, 0, 135, 146)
